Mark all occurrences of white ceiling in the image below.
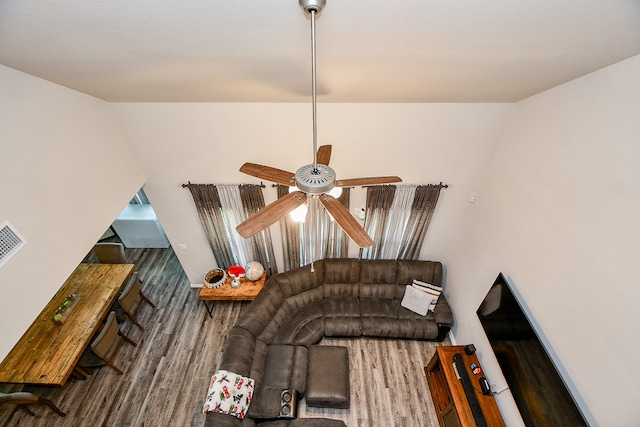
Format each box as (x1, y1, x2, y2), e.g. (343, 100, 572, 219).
(1, 0, 639, 103)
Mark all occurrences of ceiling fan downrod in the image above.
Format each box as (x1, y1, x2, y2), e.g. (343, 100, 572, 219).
(296, 0, 335, 194)
(311, 7, 318, 173)
(300, 0, 325, 172)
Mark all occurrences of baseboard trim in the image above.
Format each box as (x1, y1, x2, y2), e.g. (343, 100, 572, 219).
(190, 283, 202, 289)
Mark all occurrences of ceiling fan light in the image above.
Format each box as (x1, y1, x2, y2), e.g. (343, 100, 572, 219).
(290, 203, 308, 222)
(289, 186, 300, 193)
(327, 187, 342, 198)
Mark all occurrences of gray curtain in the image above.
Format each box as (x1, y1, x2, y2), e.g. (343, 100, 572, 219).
(278, 185, 351, 270)
(239, 184, 278, 275)
(323, 188, 350, 259)
(186, 183, 276, 273)
(398, 185, 443, 260)
(277, 185, 302, 271)
(185, 184, 232, 267)
(360, 184, 443, 260)
(360, 185, 397, 260)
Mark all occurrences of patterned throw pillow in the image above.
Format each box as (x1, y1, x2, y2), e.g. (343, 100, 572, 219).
(413, 279, 442, 312)
(203, 370, 255, 419)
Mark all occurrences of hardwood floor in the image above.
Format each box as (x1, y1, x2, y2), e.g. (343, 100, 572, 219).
(0, 246, 445, 427)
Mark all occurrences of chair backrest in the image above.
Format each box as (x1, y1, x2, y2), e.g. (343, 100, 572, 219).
(118, 271, 141, 314)
(93, 243, 128, 264)
(91, 311, 121, 359)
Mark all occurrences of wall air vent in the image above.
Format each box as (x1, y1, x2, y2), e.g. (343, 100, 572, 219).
(0, 221, 26, 269)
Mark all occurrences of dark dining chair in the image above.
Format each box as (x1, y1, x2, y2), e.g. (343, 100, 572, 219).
(0, 392, 66, 417)
(114, 271, 156, 331)
(74, 311, 136, 377)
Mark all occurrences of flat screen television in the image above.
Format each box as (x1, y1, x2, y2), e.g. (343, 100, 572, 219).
(476, 273, 588, 426)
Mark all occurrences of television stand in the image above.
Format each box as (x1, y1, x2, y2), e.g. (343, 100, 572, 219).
(426, 345, 505, 427)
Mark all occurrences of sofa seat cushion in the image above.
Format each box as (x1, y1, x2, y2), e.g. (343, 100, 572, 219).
(246, 386, 285, 419)
(306, 345, 350, 409)
(324, 297, 361, 337)
(261, 345, 308, 393)
(397, 304, 440, 339)
(360, 298, 398, 318)
(360, 299, 400, 337)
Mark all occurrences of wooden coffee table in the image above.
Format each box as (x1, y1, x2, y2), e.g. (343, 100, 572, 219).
(199, 271, 267, 317)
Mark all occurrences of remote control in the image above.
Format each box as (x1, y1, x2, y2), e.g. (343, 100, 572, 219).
(479, 376, 491, 395)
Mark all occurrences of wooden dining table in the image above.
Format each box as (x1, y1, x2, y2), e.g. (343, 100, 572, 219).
(0, 263, 135, 386)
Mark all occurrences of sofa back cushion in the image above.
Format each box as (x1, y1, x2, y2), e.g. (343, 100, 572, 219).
(235, 282, 285, 339)
(271, 300, 325, 346)
(395, 260, 443, 298)
(359, 260, 398, 299)
(260, 283, 324, 344)
(322, 259, 361, 298)
(274, 262, 324, 298)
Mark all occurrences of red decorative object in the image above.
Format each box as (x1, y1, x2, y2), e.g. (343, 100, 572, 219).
(228, 265, 245, 277)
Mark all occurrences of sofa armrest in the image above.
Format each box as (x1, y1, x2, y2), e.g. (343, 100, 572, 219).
(219, 326, 258, 377)
(433, 295, 453, 327)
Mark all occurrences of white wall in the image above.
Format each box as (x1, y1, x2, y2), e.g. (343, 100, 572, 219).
(111, 103, 513, 284)
(444, 55, 640, 426)
(0, 65, 146, 360)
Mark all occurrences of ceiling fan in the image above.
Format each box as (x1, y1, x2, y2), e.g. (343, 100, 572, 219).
(235, 0, 402, 248)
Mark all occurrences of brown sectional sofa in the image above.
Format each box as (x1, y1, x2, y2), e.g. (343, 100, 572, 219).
(205, 258, 453, 426)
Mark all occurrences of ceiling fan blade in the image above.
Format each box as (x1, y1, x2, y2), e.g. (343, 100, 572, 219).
(335, 176, 403, 187)
(240, 163, 296, 186)
(236, 191, 306, 238)
(319, 194, 374, 248)
(316, 145, 332, 165)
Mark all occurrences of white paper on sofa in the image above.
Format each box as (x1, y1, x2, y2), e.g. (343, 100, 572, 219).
(401, 284, 435, 316)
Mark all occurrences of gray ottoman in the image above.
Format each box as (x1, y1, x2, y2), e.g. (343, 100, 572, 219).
(306, 345, 350, 409)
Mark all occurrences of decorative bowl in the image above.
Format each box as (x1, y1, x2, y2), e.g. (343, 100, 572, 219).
(204, 268, 227, 289)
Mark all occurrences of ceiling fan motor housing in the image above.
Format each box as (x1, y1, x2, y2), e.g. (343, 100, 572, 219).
(295, 164, 336, 194)
(299, 0, 326, 15)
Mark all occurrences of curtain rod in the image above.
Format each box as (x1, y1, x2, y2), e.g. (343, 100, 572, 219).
(181, 181, 447, 189)
(362, 182, 449, 188)
(269, 183, 448, 189)
(181, 181, 266, 188)
(270, 183, 356, 189)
